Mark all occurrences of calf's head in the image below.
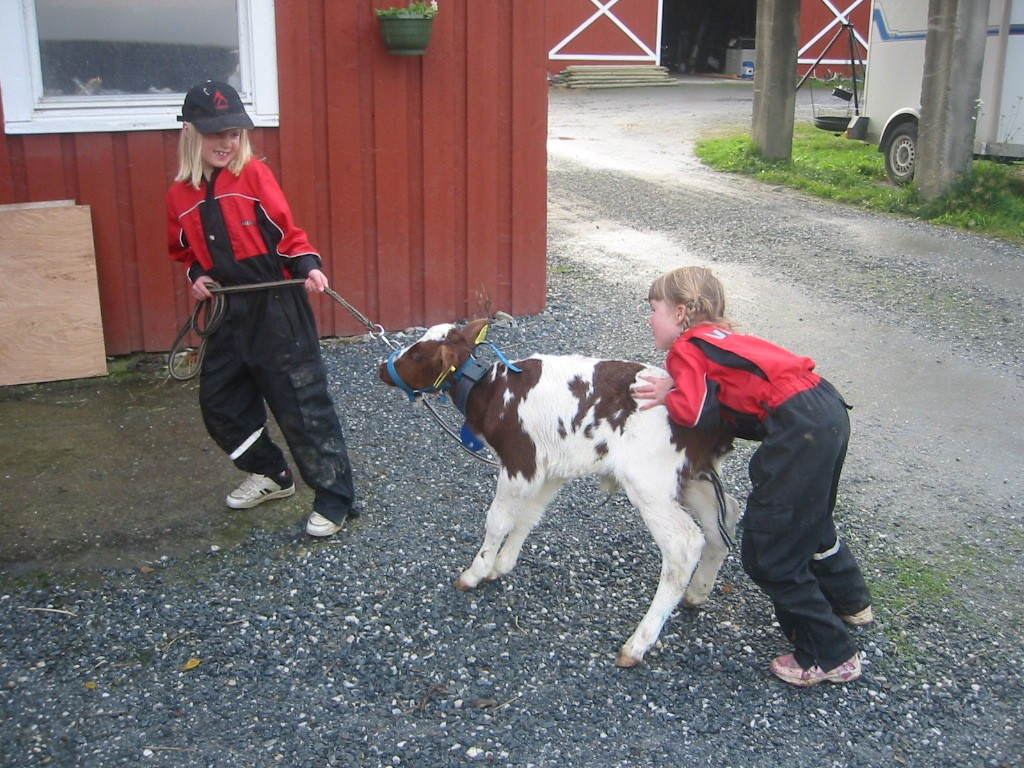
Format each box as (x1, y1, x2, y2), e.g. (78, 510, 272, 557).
(379, 318, 490, 398)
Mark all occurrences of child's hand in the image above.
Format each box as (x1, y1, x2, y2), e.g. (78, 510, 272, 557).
(305, 269, 329, 294)
(192, 276, 217, 300)
(633, 374, 674, 411)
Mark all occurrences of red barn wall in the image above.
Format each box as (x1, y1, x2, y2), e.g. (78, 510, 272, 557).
(547, 0, 662, 70)
(0, 0, 549, 356)
(798, 0, 870, 77)
(545, 0, 870, 78)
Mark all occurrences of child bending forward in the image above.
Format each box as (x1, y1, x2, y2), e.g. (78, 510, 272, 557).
(633, 266, 872, 687)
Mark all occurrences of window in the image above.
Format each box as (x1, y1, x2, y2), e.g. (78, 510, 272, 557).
(0, 0, 278, 134)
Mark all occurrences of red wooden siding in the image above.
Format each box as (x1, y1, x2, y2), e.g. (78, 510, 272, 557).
(278, 0, 550, 339)
(548, 0, 661, 68)
(0, 0, 548, 356)
(798, 0, 870, 77)
(545, 1, 870, 78)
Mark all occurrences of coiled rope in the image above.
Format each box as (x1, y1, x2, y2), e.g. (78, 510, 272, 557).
(167, 279, 397, 381)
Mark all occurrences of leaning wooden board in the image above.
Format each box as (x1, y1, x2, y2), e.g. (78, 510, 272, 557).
(0, 201, 107, 385)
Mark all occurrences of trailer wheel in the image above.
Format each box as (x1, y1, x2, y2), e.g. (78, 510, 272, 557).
(883, 123, 918, 185)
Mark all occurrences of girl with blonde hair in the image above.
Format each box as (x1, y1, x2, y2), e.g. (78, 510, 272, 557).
(167, 81, 356, 538)
(635, 266, 872, 687)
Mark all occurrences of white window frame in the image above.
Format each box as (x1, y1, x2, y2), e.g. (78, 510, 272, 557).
(0, 0, 279, 134)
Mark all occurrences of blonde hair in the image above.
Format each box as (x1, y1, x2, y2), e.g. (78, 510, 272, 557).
(175, 122, 253, 188)
(649, 266, 735, 330)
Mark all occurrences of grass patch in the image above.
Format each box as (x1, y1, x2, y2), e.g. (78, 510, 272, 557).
(870, 555, 953, 619)
(695, 123, 1024, 245)
(867, 554, 957, 657)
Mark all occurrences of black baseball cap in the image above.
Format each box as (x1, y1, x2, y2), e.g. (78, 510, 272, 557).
(178, 81, 254, 134)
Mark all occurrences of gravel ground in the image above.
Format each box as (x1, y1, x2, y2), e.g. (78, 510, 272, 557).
(2, 83, 1023, 767)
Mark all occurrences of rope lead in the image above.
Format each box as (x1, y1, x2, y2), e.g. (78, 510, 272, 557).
(167, 279, 500, 468)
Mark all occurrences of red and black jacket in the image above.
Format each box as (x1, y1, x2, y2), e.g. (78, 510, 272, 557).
(664, 324, 821, 439)
(167, 160, 320, 286)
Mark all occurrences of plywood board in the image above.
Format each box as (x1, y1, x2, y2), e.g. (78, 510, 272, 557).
(0, 201, 108, 386)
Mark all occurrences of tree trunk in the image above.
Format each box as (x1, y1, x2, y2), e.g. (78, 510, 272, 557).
(917, 0, 990, 199)
(751, 0, 802, 161)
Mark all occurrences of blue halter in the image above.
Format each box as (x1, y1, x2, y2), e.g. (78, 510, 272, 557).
(385, 347, 432, 402)
(387, 325, 522, 454)
(385, 341, 522, 404)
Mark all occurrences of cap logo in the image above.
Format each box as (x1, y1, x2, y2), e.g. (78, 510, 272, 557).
(182, 82, 252, 131)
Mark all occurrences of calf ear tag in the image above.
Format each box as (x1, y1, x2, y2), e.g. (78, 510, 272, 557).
(474, 324, 489, 345)
(460, 422, 485, 451)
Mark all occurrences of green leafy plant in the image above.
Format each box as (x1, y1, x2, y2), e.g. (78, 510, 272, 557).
(375, 1, 438, 17)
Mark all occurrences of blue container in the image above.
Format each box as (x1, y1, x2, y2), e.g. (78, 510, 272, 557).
(742, 61, 754, 79)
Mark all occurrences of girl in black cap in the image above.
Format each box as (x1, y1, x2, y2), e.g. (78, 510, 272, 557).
(167, 81, 356, 537)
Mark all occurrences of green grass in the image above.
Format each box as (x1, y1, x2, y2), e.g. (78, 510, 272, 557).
(695, 123, 1024, 245)
(867, 554, 956, 656)
(871, 555, 953, 613)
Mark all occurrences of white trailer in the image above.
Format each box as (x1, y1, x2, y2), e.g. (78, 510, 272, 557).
(846, 0, 1024, 184)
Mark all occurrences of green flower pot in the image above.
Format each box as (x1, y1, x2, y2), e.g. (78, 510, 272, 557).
(378, 15, 434, 56)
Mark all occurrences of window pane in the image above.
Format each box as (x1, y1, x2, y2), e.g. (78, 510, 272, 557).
(36, 0, 240, 97)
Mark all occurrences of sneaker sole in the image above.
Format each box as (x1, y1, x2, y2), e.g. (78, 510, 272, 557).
(225, 485, 296, 510)
(773, 668, 862, 687)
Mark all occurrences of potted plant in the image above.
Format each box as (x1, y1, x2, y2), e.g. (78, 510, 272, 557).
(375, 1, 439, 56)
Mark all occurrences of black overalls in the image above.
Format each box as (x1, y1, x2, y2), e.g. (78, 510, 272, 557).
(740, 379, 871, 672)
(197, 168, 354, 525)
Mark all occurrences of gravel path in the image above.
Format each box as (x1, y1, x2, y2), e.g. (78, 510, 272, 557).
(2, 82, 1023, 767)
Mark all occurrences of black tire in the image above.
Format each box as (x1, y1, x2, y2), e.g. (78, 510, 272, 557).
(883, 122, 918, 185)
(813, 115, 851, 132)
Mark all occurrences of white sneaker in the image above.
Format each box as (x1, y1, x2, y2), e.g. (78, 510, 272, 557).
(306, 511, 344, 537)
(226, 473, 295, 509)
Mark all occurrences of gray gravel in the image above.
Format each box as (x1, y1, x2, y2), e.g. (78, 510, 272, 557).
(3, 84, 1024, 767)
(3, 255, 1021, 767)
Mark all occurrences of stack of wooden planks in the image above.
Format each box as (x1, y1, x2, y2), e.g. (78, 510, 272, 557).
(552, 65, 681, 89)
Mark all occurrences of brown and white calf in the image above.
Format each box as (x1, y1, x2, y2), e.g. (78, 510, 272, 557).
(379, 319, 739, 667)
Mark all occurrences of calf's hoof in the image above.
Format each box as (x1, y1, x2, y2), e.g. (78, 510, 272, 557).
(683, 586, 712, 609)
(454, 574, 477, 591)
(615, 650, 642, 668)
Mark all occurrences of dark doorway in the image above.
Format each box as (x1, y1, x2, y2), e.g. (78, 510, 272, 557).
(661, 0, 758, 75)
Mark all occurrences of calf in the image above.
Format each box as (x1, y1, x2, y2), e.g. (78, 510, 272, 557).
(379, 319, 739, 667)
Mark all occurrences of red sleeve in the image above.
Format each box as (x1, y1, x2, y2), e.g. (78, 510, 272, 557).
(249, 161, 321, 264)
(663, 337, 714, 428)
(166, 186, 197, 278)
